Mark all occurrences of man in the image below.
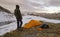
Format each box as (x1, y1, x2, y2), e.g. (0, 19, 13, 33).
(14, 5, 23, 30)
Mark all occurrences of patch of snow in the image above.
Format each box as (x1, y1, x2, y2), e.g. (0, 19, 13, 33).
(0, 22, 17, 36)
(0, 11, 16, 22)
(23, 15, 60, 24)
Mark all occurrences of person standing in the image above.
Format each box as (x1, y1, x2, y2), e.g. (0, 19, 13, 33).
(14, 5, 23, 30)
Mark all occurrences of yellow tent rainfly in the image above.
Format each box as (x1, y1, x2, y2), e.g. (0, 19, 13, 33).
(23, 20, 43, 29)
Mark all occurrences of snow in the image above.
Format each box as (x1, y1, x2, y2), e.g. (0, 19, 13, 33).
(0, 12, 60, 36)
(0, 11, 16, 22)
(23, 15, 60, 24)
(0, 22, 17, 36)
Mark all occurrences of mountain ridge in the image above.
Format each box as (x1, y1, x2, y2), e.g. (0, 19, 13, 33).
(0, 6, 11, 14)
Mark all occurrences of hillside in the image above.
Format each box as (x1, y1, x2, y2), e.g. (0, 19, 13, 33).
(0, 15, 60, 36)
(0, 6, 11, 14)
(0, 11, 15, 26)
(28, 13, 60, 20)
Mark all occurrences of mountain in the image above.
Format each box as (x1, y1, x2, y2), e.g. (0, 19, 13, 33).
(28, 13, 60, 20)
(0, 6, 11, 14)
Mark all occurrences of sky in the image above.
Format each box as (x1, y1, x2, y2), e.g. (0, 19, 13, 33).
(0, 0, 60, 13)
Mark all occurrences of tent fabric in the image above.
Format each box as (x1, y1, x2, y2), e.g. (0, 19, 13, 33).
(23, 20, 43, 29)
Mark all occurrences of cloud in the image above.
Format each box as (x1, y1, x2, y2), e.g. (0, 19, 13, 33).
(49, 0, 60, 6)
(0, 0, 60, 13)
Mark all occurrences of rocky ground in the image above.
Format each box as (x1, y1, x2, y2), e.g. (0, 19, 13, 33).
(0, 22, 60, 37)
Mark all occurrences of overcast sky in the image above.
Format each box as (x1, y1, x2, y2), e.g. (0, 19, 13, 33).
(0, 0, 60, 13)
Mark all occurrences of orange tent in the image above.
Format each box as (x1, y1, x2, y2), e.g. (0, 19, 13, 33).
(23, 20, 43, 29)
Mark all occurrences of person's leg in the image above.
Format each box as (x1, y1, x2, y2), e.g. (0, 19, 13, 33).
(17, 20, 20, 29)
(19, 20, 23, 28)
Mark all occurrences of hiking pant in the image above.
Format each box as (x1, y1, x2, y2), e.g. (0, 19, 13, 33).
(17, 19, 23, 29)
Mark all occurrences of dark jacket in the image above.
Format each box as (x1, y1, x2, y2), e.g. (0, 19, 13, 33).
(14, 8, 22, 20)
